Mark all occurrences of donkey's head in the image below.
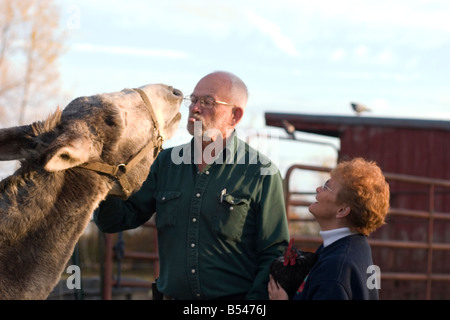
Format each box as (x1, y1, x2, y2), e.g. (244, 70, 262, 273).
(0, 84, 182, 198)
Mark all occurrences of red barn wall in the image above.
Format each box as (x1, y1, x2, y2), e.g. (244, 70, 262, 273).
(338, 125, 450, 212)
(339, 126, 449, 180)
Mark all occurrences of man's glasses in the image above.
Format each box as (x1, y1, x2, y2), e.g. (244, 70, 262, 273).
(184, 94, 236, 109)
(322, 180, 334, 193)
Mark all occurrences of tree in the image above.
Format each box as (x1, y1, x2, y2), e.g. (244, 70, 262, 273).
(0, 0, 65, 127)
(0, 0, 65, 177)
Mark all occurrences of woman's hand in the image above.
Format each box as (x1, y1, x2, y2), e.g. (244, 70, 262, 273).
(268, 275, 289, 300)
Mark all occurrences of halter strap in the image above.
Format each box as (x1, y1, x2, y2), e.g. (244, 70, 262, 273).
(78, 88, 164, 198)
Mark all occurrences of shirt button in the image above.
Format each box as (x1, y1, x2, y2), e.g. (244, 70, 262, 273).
(205, 170, 210, 175)
(191, 243, 196, 248)
(162, 196, 166, 201)
(196, 193, 201, 198)
(229, 206, 234, 211)
(191, 269, 196, 274)
(192, 218, 197, 222)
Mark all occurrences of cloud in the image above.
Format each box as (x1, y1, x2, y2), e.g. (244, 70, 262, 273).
(352, 45, 397, 67)
(371, 98, 390, 112)
(330, 48, 346, 62)
(72, 43, 190, 59)
(355, 45, 370, 59)
(245, 11, 299, 57)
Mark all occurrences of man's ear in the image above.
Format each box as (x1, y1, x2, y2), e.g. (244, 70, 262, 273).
(336, 206, 351, 219)
(230, 107, 244, 126)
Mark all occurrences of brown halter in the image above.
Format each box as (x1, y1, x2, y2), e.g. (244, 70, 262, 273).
(78, 88, 164, 199)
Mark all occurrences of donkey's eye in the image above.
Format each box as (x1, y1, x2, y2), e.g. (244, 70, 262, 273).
(104, 115, 116, 127)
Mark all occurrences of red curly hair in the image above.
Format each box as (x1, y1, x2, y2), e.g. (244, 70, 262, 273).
(331, 157, 390, 236)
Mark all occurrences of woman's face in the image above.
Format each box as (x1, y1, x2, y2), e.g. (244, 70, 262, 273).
(309, 177, 345, 230)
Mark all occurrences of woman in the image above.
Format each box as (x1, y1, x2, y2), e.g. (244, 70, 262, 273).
(269, 157, 390, 300)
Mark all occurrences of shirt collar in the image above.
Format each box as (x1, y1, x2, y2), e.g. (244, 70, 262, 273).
(319, 227, 356, 247)
(189, 130, 238, 164)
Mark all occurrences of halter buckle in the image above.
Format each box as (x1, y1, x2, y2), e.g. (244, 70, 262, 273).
(115, 163, 126, 176)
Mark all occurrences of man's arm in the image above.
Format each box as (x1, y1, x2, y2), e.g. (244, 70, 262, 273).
(246, 170, 290, 299)
(94, 164, 157, 233)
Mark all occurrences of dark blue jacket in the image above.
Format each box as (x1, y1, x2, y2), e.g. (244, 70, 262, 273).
(295, 234, 379, 300)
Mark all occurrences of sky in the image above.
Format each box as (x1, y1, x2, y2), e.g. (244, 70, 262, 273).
(3, 0, 450, 181)
(57, 0, 450, 118)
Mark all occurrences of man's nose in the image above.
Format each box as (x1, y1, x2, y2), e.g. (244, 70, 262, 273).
(190, 100, 202, 112)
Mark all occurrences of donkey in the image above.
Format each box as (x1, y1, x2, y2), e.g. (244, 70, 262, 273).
(0, 84, 182, 299)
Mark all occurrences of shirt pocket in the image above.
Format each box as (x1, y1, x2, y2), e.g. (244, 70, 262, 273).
(215, 194, 250, 241)
(155, 191, 181, 229)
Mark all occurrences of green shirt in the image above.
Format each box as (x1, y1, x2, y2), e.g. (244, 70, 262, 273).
(94, 134, 289, 299)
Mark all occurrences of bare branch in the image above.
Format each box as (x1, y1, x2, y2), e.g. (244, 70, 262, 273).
(0, 0, 65, 126)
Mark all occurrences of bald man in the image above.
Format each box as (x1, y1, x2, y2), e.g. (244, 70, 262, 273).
(94, 71, 289, 300)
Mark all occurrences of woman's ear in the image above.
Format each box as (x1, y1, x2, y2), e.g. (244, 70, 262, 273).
(336, 206, 351, 219)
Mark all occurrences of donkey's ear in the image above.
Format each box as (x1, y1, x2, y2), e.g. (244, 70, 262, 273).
(0, 125, 34, 161)
(43, 134, 91, 172)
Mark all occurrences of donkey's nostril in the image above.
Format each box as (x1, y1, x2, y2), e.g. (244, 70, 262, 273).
(173, 88, 183, 97)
